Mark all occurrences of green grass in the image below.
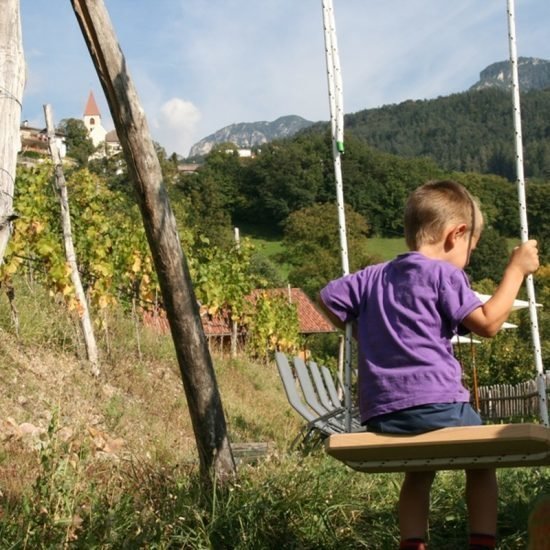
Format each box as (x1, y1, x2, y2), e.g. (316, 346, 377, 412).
(2, 445, 548, 548)
(366, 237, 408, 261)
(241, 222, 407, 279)
(239, 223, 292, 280)
(1, 277, 549, 548)
(248, 235, 285, 259)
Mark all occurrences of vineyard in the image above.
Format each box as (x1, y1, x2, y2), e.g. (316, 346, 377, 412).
(1, 164, 303, 364)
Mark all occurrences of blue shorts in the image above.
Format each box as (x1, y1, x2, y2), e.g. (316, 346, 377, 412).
(365, 403, 482, 435)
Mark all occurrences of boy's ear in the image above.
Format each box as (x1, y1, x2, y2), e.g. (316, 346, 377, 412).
(454, 223, 468, 239)
(444, 223, 467, 250)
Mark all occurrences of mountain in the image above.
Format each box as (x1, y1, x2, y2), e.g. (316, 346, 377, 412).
(343, 86, 550, 180)
(188, 115, 314, 158)
(470, 57, 550, 92)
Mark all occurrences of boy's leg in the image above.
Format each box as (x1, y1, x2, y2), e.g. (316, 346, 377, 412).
(399, 471, 436, 543)
(465, 468, 498, 548)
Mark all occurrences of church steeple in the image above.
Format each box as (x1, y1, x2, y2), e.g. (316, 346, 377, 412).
(83, 91, 101, 117)
(83, 91, 107, 147)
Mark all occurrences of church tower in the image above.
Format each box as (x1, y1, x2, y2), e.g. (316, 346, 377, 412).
(83, 91, 107, 147)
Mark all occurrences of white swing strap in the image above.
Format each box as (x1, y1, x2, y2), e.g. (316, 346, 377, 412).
(507, 0, 548, 426)
(322, 0, 354, 431)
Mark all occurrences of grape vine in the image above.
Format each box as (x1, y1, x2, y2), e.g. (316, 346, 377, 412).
(2, 163, 301, 358)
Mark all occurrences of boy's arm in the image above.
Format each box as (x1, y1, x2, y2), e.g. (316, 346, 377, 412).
(317, 293, 358, 338)
(317, 295, 345, 330)
(462, 240, 539, 337)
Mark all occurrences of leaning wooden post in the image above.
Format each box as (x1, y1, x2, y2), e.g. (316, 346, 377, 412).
(70, 0, 236, 482)
(44, 104, 100, 377)
(0, 0, 25, 264)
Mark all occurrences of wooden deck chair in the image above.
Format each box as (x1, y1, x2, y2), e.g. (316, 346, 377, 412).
(321, 364, 342, 408)
(325, 423, 550, 473)
(309, 361, 362, 429)
(308, 361, 335, 410)
(293, 356, 337, 418)
(291, 355, 358, 433)
(274, 352, 351, 447)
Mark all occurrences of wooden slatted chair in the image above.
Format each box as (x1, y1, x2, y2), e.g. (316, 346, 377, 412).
(307, 361, 335, 410)
(274, 352, 357, 447)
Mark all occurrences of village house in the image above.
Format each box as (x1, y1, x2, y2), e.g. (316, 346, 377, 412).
(19, 120, 66, 162)
(19, 91, 121, 164)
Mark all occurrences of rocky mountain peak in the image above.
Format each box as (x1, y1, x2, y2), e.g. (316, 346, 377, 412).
(470, 57, 550, 92)
(188, 115, 314, 158)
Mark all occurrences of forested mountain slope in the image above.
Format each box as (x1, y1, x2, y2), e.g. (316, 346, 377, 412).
(341, 88, 550, 180)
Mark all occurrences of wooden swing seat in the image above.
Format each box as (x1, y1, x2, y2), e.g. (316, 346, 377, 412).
(325, 423, 550, 473)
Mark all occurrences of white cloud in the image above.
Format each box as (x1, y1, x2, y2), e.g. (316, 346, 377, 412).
(156, 98, 202, 157)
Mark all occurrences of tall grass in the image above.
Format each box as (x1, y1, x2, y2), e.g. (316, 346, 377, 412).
(0, 276, 549, 548)
(1, 440, 548, 548)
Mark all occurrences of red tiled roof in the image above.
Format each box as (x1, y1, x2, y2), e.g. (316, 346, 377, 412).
(247, 288, 337, 334)
(142, 288, 337, 337)
(200, 307, 232, 336)
(142, 307, 233, 337)
(84, 91, 101, 116)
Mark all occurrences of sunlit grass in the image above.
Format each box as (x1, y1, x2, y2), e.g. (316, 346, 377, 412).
(366, 237, 408, 261)
(0, 276, 548, 548)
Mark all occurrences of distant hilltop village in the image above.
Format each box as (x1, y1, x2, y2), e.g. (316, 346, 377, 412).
(19, 91, 121, 163)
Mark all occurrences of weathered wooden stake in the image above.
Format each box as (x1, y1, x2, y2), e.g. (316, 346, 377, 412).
(70, 0, 236, 482)
(0, 0, 25, 264)
(44, 104, 100, 376)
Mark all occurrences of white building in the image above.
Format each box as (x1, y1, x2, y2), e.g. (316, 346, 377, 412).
(83, 91, 122, 157)
(83, 91, 107, 147)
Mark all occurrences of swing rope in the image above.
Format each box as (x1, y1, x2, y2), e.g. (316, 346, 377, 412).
(506, 0, 548, 426)
(322, 0, 354, 431)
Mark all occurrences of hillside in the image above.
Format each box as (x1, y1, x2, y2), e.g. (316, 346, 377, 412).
(0, 282, 301, 483)
(2, 282, 549, 547)
(340, 87, 550, 180)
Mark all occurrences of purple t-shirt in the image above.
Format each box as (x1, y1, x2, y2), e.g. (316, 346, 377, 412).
(320, 252, 482, 422)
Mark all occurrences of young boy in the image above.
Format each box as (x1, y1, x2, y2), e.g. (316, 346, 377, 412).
(319, 180, 539, 550)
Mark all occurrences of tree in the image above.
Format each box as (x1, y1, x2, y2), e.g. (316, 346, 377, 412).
(526, 181, 550, 264)
(238, 134, 328, 226)
(466, 227, 509, 283)
(154, 141, 179, 185)
(283, 202, 376, 297)
(57, 118, 96, 166)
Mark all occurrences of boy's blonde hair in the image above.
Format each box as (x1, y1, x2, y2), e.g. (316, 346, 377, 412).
(404, 180, 483, 250)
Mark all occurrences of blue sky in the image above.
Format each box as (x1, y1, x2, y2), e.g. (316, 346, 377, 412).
(20, 0, 550, 157)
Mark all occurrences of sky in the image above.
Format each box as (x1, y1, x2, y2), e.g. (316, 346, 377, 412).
(19, 0, 550, 158)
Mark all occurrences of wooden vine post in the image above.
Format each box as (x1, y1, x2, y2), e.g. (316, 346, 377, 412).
(70, 0, 236, 482)
(0, 0, 25, 265)
(44, 104, 100, 377)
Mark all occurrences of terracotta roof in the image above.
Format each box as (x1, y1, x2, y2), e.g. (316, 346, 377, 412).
(142, 307, 233, 337)
(142, 288, 337, 338)
(200, 307, 232, 336)
(84, 91, 101, 116)
(247, 288, 337, 334)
